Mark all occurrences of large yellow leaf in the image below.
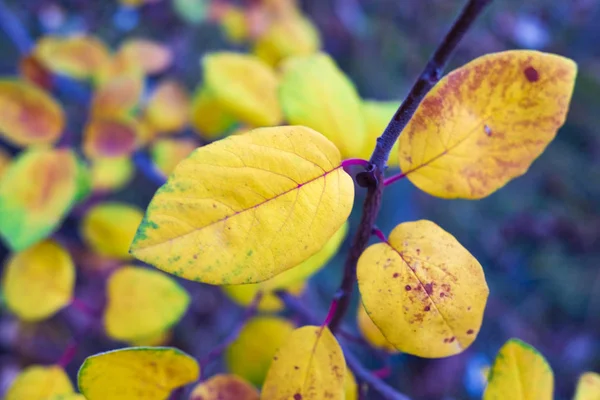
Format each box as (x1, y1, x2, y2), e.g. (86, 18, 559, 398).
(190, 86, 237, 140)
(575, 372, 600, 400)
(202, 52, 282, 127)
(130, 126, 354, 285)
(145, 80, 190, 134)
(357, 220, 488, 358)
(226, 316, 295, 387)
(81, 202, 143, 259)
(104, 266, 190, 342)
(279, 53, 366, 158)
(189, 374, 259, 400)
(483, 339, 553, 400)
(5, 365, 74, 400)
(344, 369, 358, 400)
(398, 50, 577, 199)
(261, 325, 346, 399)
(357, 302, 397, 353)
(0, 80, 64, 147)
(2, 240, 75, 321)
(360, 100, 399, 167)
(0, 148, 79, 251)
(78, 347, 199, 400)
(222, 222, 347, 311)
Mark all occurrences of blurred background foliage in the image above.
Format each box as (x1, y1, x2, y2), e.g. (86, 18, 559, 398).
(0, 0, 598, 399)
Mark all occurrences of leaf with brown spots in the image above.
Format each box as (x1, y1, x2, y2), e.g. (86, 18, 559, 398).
(189, 374, 259, 400)
(357, 220, 488, 358)
(261, 325, 346, 400)
(398, 50, 577, 199)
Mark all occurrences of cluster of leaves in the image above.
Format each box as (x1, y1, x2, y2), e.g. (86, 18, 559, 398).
(0, 0, 597, 399)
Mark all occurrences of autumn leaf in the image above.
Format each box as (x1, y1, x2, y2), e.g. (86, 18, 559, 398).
(219, 6, 249, 44)
(91, 156, 134, 192)
(0, 147, 10, 178)
(151, 138, 198, 177)
(345, 369, 358, 400)
(190, 86, 237, 140)
(91, 76, 144, 118)
(261, 325, 346, 399)
(0, 148, 79, 251)
(104, 266, 190, 342)
(0, 79, 65, 147)
(484, 339, 553, 400)
(202, 52, 282, 127)
(226, 316, 295, 386)
(279, 53, 366, 158)
(5, 365, 75, 400)
(574, 372, 600, 400)
(129, 329, 172, 347)
(357, 220, 488, 358)
(145, 80, 190, 134)
(119, 39, 173, 75)
(189, 374, 259, 400)
(81, 202, 143, 259)
(78, 347, 199, 400)
(130, 126, 354, 285)
(357, 302, 397, 353)
(398, 50, 577, 199)
(83, 117, 140, 159)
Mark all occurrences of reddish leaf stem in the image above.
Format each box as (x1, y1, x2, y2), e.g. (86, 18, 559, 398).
(57, 340, 78, 368)
(70, 297, 101, 317)
(383, 172, 408, 186)
(341, 158, 370, 169)
(372, 226, 388, 242)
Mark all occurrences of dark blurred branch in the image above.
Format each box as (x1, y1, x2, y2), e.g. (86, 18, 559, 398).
(0, 1, 33, 55)
(327, 0, 493, 333)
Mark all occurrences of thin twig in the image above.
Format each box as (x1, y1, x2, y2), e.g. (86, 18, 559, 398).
(383, 171, 408, 186)
(327, 0, 493, 335)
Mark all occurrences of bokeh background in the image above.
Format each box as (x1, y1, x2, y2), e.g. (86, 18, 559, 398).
(0, 0, 599, 399)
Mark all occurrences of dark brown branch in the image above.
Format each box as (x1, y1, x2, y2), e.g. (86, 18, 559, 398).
(328, 0, 493, 334)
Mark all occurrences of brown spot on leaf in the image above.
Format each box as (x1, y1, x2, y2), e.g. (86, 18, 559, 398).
(440, 292, 446, 298)
(294, 394, 303, 400)
(294, 365, 299, 370)
(393, 273, 399, 278)
(467, 329, 474, 335)
(405, 285, 411, 291)
(524, 66, 539, 82)
(424, 305, 431, 312)
(424, 283, 434, 295)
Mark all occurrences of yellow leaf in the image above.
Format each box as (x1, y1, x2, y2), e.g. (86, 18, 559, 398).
(222, 222, 347, 311)
(483, 339, 553, 400)
(279, 53, 366, 158)
(94, 51, 144, 88)
(81, 202, 143, 259)
(357, 302, 397, 353)
(5, 365, 74, 400)
(0, 79, 64, 147)
(189, 374, 259, 400)
(151, 138, 198, 177)
(226, 316, 295, 387)
(253, 13, 320, 66)
(128, 329, 172, 347)
(398, 50, 577, 199)
(0, 147, 10, 178)
(120, 39, 173, 75)
(2, 240, 75, 321)
(344, 369, 358, 400)
(48, 395, 86, 400)
(0, 148, 79, 251)
(34, 35, 110, 80)
(220, 6, 249, 44)
(261, 325, 346, 399)
(78, 346, 199, 400)
(91, 76, 144, 118)
(357, 220, 488, 358)
(361, 100, 399, 167)
(575, 373, 600, 400)
(130, 125, 354, 285)
(83, 117, 140, 159)
(104, 266, 190, 342)
(190, 86, 237, 140)
(91, 156, 134, 192)
(203, 52, 282, 127)
(146, 80, 190, 134)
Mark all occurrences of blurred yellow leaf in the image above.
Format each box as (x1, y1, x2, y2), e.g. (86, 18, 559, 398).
(5, 365, 74, 400)
(357, 220, 488, 358)
(357, 302, 397, 353)
(34, 35, 110, 80)
(129, 329, 172, 347)
(575, 372, 600, 400)
(130, 126, 354, 284)
(189, 374, 259, 400)
(0, 79, 64, 147)
(91, 156, 134, 192)
(361, 100, 399, 167)
(203, 52, 282, 127)
(220, 6, 249, 44)
(48, 395, 86, 400)
(2, 240, 75, 321)
(398, 50, 577, 199)
(0, 148, 79, 251)
(104, 266, 190, 342)
(91, 76, 144, 118)
(190, 86, 237, 140)
(344, 369, 358, 400)
(253, 13, 320, 66)
(94, 51, 144, 87)
(151, 138, 198, 177)
(222, 222, 347, 311)
(484, 339, 553, 400)
(78, 347, 199, 400)
(262, 325, 345, 399)
(83, 117, 140, 159)
(0, 147, 10, 178)
(279, 53, 365, 158)
(120, 39, 173, 75)
(146, 80, 190, 134)
(226, 316, 295, 387)
(81, 202, 143, 259)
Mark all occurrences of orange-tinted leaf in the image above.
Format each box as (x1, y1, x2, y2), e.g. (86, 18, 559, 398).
(0, 147, 10, 178)
(0, 80, 64, 147)
(151, 138, 197, 177)
(83, 117, 139, 159)
(19, 54, 53, 90)
(189, 374, 259, 400)
(120, 39, 173, 75)
(145, 80, 190, 134)
(91, 77, 144, 118)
